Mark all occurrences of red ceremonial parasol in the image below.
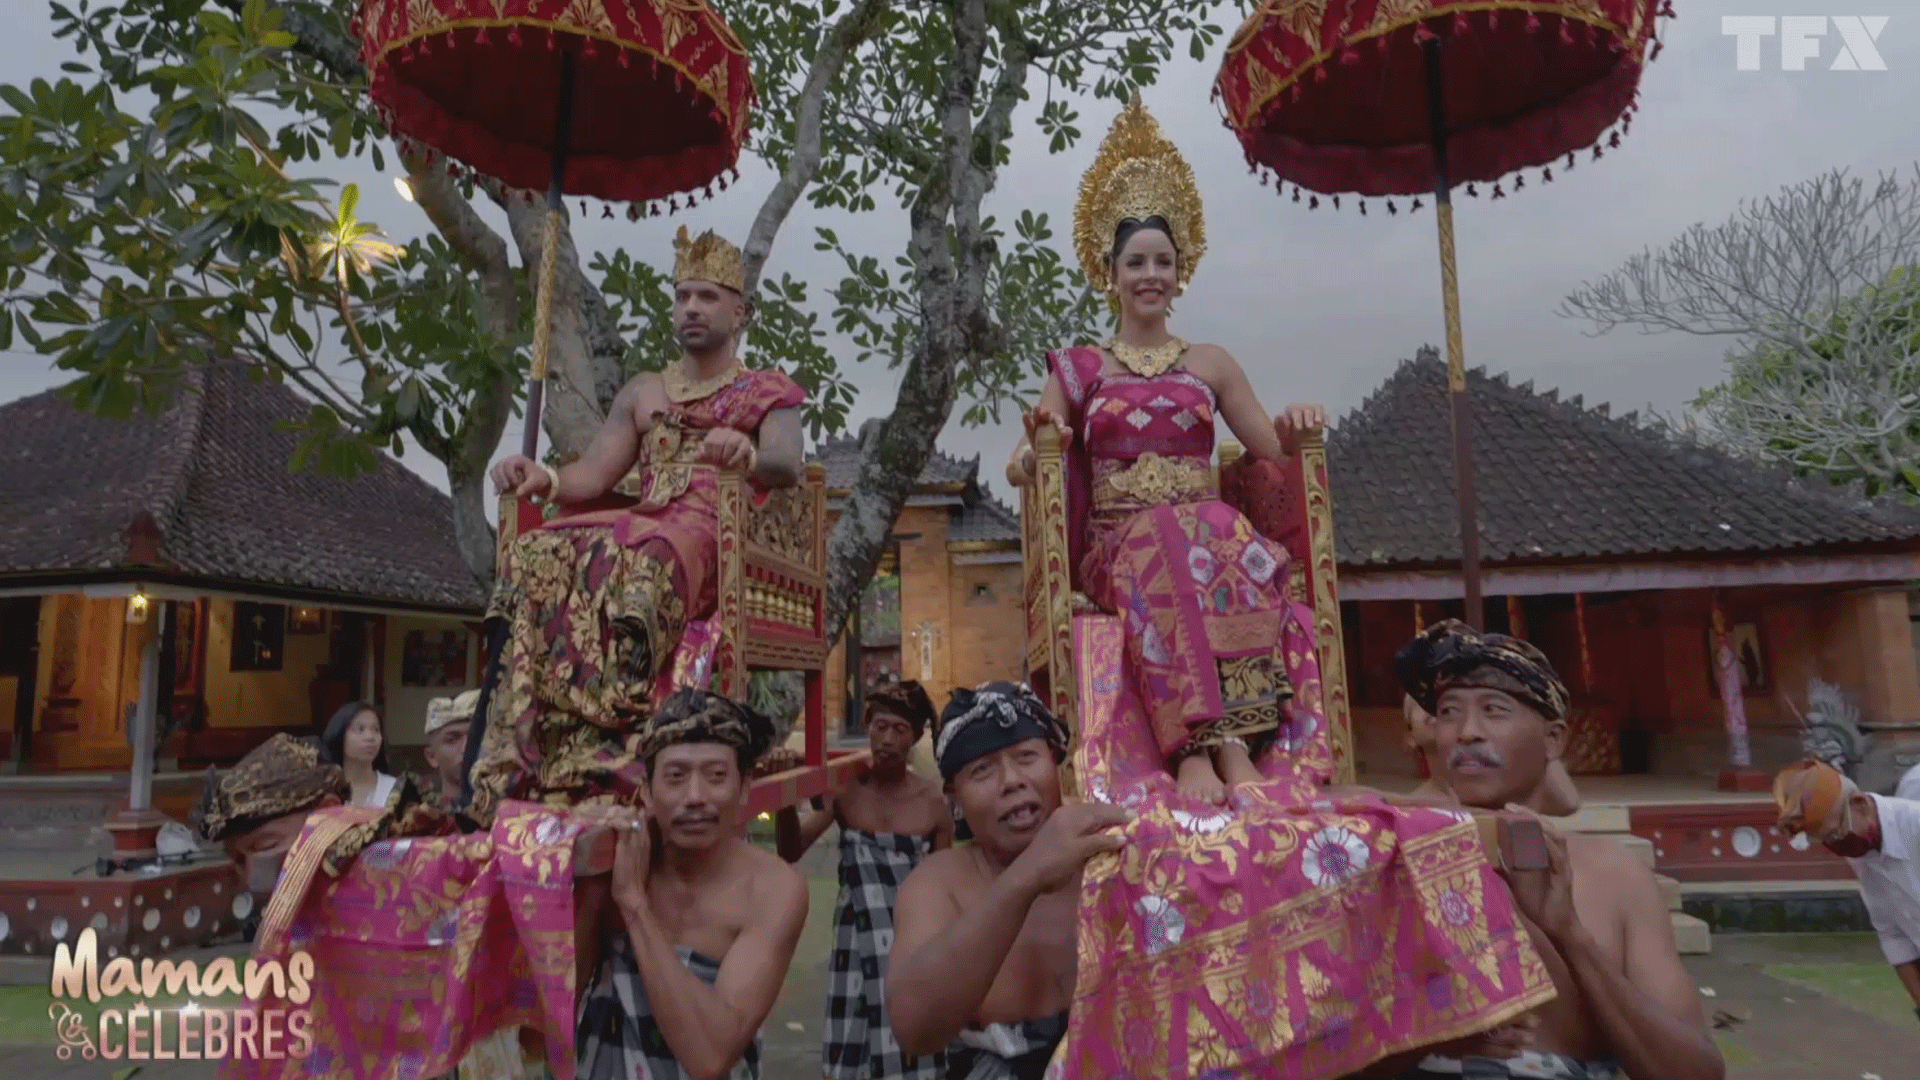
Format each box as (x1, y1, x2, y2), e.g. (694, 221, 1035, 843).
(354, 0, 756, 460)
(1215, 0, 1672, 627)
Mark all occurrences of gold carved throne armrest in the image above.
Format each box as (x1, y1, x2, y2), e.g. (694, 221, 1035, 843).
(713, 462, 829, 701)
(1217, 432, 1354, 785)
(1021, 424, 1079, 736)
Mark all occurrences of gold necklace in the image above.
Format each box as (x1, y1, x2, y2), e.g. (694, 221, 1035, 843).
(1105, 336, 1187, 377)
(663, 359, 743, 404)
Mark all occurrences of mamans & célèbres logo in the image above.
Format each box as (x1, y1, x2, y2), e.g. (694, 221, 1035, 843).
(47, 928, 314, 1062)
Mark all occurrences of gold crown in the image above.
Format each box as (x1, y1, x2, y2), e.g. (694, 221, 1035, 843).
(1073, 96, 1206, 297)
(672, 225, 744, 293)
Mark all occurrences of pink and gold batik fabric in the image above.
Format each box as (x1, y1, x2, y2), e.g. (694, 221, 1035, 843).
(1042, 346, 1556, 1079)
(222, 802, 586, 1080)
(1053, 346, 1298, 761)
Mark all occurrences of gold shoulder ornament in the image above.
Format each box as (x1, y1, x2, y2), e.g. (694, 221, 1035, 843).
(663, 360, 744, 404)
(1072, 95, 1207, 298)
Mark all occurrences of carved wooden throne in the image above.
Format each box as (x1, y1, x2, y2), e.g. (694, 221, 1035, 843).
(1019, 425, 1355, 792)
(501, 461, 868, 818)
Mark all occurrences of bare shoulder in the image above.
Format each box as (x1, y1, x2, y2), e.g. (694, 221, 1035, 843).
(741, 842, 808, 917)
(616, 369, 663, 400)
(901, 846, 971, 901)
(1566, 830, 1645, 870)
(1181, 342, 1244, 382)
(913, 771, 947, 804)
(1566, 832, 1663, 905)
(1182, 341, 1233, 366)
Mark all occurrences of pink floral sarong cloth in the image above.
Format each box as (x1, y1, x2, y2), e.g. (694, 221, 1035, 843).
(1041, 346, 1555, 1079)
(220, 801, 586, 1080)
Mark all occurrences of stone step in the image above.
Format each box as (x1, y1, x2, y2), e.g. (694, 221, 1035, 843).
(1671, 912, 1712, 955)
(1656, 873, 1681, 912)
(1617, 833, 1656, 870)
(1558, 803, 1633, 834)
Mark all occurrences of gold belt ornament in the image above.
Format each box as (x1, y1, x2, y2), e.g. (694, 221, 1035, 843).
(1093, 452, 1214, 509)
(615, 419, 712, 509)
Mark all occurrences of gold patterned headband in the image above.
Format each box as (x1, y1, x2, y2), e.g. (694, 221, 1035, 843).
(1072, 96, 1206, 296)
(672, 225, 745, 294)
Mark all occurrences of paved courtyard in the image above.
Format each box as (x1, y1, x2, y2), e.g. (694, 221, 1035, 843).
(2, 854, 1914, 1080)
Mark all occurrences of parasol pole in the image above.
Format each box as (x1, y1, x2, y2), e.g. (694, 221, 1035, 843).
(1421, 37, 1484, 629)
(522, 48, 578, 461)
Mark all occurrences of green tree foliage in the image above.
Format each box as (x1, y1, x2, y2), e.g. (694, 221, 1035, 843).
(1563, 167, 1920, 501)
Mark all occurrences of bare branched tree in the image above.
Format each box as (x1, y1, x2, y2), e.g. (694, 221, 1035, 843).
(1561, 167, 1920, 497)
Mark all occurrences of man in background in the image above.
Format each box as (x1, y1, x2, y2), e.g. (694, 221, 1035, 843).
(1776, 758, 1920, 1025)
(793, 680, 951, 1080)
(421, 689, 478, 810)
(194, 732, 348, 908)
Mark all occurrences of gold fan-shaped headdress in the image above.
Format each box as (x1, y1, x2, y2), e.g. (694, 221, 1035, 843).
(1073, 96, 1207, 296)
(673, 225, 745, 293)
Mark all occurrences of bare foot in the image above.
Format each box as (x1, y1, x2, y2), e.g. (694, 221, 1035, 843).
(1176, 753, 1228, 804)
(1216, 740, 1263, 788)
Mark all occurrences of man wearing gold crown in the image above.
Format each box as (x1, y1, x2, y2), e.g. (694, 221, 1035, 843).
(952, 97, 1561, 1080)
(470, 226, 808, 825)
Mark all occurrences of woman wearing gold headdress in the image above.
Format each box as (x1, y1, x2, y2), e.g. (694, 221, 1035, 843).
(1006, 94, 1328, 802)
(1005, 99, 1557, 1079)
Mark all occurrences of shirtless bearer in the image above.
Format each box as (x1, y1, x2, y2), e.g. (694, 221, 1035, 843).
(1391, 620, 1724, 1080)
(889, 684, 1130, 1080)
(575, 689, 809, 1080)
(794, 680, 952, 1080)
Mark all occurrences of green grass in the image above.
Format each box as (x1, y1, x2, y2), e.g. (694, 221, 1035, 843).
(1711, 1030, 1756, 1067)
(1764, 962, 1917, 1028)
(0, 985, 247, 1046)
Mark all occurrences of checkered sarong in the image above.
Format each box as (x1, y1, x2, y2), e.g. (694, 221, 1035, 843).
(824, 828, 941, 1080)
(577, 936, 758, 1080)
(946, 1014, 1067, 1080)
(1404, 1052, 1621, 1079)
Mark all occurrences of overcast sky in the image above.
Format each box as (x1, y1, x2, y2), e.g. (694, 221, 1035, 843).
(3, 1, 1915, 513)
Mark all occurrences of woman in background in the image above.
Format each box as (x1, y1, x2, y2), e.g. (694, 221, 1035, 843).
(321, 701, 398, 809)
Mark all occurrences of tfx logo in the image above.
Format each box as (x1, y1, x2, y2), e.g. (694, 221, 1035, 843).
(1721, 15, 1890, 70)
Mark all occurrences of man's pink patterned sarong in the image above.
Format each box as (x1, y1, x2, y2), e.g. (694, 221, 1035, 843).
(1053, 612, 1556, 1080)
(221, 802, 585, 1080)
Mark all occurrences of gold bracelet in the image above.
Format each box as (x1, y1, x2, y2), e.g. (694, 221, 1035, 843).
(538, 462, 561, 500)
(744, 443, 759, 475)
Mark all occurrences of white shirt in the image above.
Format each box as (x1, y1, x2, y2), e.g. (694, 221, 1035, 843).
(1849, 794, 1920, 967)
(352, 772, 398, 809)
(1896, 762, 1920, 802)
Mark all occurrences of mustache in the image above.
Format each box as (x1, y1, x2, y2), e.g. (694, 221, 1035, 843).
(1449, 744, 1504, 768)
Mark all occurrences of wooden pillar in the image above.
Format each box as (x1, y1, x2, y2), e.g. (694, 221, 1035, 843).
(1506, 596, 1528, 639)
(106, 598, 168, 858)
(1574, 593, 1594, 692)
